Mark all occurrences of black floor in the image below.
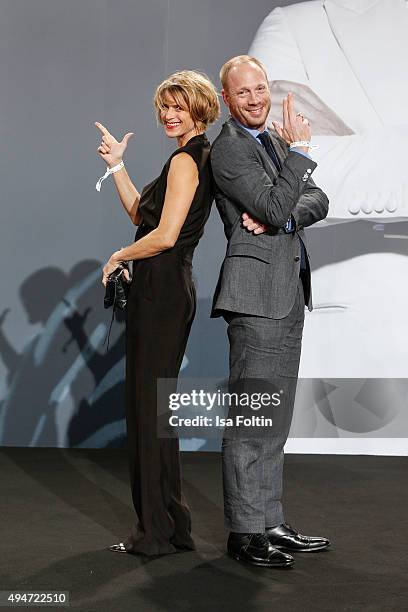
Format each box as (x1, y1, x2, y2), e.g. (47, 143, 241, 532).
(1, 448, 407, 611)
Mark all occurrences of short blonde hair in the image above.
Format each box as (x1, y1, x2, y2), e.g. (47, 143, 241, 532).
(220, 55, 268, 90)
(154, 70, 220, 130)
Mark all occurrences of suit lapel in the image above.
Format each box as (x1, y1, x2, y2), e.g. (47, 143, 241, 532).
(226, 117, 280, 181)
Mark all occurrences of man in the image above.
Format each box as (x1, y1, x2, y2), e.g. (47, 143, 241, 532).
(210, 55, 330, 568)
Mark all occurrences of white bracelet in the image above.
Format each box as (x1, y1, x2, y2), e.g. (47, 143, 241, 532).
(289, 141, 319, 151)
(95, 161, 124, 192)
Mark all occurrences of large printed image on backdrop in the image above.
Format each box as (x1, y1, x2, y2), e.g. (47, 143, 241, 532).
(0, 0, 407, 452)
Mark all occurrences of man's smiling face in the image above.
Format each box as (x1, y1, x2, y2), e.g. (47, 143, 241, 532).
(222, 62, 271, 131)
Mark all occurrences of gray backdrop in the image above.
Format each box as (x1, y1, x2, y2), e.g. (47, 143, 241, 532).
(0, 0, 407, 452)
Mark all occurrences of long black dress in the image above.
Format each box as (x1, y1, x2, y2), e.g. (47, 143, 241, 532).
(123, 134, 213, 555)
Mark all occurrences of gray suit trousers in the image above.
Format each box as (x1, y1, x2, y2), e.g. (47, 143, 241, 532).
(222, 278, 305, 533)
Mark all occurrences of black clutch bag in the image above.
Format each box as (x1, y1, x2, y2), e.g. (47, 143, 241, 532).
(104, 262, 130, 310)
(103, 262, 130, 350)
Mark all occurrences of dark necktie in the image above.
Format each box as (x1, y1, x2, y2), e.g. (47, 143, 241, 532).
(256, 131, 282, 171)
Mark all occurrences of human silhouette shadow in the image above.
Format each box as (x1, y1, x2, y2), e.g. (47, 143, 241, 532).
(0, 266, 72, 445)
(0, 260, 126, 447)
(64, 306, 126, 449)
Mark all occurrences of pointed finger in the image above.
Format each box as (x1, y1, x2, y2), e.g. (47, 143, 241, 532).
(282, 97, 289, 130)
(287, 92, 296, 123)
(95, 121, 110, 136)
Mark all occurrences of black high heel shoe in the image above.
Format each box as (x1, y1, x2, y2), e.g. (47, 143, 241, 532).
(109, 542, 127, 553)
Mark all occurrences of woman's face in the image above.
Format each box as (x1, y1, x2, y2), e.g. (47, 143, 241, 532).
(161, 92, 196, 140)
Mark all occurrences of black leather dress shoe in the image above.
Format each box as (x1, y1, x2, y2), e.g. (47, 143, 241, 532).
(227, 532, 294, 568)
(109, 542, 127, 553)
(265, 523, 330, 552)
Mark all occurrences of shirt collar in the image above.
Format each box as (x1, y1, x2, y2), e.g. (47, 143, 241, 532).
(233, 118, 266, 140)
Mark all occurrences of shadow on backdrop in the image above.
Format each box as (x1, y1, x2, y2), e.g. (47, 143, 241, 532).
(0, 260, 126, 448)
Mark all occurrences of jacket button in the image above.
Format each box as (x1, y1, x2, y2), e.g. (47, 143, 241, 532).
(294, 256, 300, 262)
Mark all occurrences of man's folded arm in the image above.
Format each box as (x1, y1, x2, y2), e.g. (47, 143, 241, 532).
(291, 178, 329, 229)
(211, 137, 318, 228)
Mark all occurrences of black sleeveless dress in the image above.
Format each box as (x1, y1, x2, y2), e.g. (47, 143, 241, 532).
(123, 134, 213, 555)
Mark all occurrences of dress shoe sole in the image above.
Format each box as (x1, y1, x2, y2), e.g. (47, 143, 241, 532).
(274, 543, 330, 553)
(228, 552, 294, 568)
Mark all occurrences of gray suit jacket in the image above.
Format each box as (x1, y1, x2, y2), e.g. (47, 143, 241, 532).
(210, 117, 329, 319)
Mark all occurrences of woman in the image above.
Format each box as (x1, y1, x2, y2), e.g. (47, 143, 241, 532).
(95, 70, 220, 555)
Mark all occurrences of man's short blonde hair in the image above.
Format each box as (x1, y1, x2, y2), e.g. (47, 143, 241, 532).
(220, 55, 269, 91)
(154, 70, 220, 130)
